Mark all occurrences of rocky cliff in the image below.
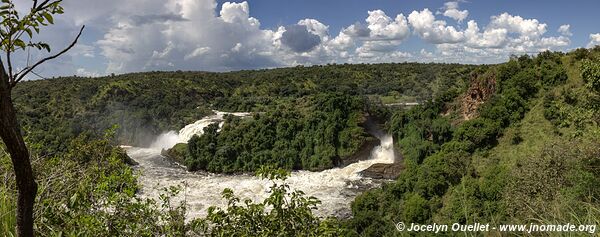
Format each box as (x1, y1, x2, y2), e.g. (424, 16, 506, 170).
(462, 72, 496, 120)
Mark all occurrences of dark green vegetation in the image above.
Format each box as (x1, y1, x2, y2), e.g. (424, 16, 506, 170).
(2, 47, 599, 236)
(199, 167, 342, 236)
(3, 61, 475, 235)
(185, 93, 374, 173)
(1, 133, 340, 236)
(1, 130, 197, 236)
(345, 49, 600, 236)
(13, 63, 473, 169)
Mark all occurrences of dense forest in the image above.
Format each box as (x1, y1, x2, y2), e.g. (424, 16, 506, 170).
(11, 63, 473, 166)
(183, 93, 375, 173)
(1, 47, 599, 236)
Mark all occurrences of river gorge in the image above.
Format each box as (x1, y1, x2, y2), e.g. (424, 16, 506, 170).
(124, 111, 397, 219)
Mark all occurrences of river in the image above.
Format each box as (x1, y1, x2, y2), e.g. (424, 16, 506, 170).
(124, 111, 395, 219)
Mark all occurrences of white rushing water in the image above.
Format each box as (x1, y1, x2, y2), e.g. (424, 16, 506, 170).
(148, 111, 252, 150)
(126, 111, 395, 219)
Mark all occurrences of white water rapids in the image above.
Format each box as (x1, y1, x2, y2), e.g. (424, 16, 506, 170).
(124, 111, 395, 219)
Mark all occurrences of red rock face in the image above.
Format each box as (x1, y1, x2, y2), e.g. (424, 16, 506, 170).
(462, 73, 496, 120)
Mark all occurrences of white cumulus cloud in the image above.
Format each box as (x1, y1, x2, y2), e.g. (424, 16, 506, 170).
(589, 33, 600, 48)
(558, 24, 572, 36)
(365, 10, 410, 40)
(441, 1, 469, 23)
(97, 0, 281, 73)
(408, 8, 464, 44)
(488, 13, 547, 39)
(11, 0, 582, 77)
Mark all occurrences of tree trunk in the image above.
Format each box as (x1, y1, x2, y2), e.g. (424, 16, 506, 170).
(0, 67, 37, 237)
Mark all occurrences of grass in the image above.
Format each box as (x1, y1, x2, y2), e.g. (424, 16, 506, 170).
(531, 201, 600, 237)
(376, 94, 418, 104)
(0, 185, 15, 237)
(473, 55, 586, 174)
(467, 55, 600, 236)
(470, 96, 559, 174)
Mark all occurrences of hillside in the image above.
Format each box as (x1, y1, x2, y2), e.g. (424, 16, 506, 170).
(11, 63, 475, 172)
(344, 49, 600, 236)
(2, 48, 599, 235)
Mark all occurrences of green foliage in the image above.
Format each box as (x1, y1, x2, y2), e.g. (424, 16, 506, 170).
(198, 167, 342, 236)
(504, 139, 600, 222)
(1, 131, 200, 236)
(542, 57, 600, 134)
(454, 118, 501, 149)
(165, 143, 189, 164)
(184, 93, 373, 173)
(581, 59, 600, 92)
(347, 51, 585, 235)
(349, 189, 400, 236)
(540, 59, 568, 87)
(0, 177, 16, 237)
(9, 46, 599, 236)
(402, 192, 431, 223)
(572, 48, 592, 61)
(13, 63, 475, 155)
(0, 0, 62, 53)
(388, 101, 452, 164)
(0, 143, 15, 237)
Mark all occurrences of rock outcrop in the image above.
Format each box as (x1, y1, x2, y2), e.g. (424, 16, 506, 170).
(161, 143, 188, 164)
(360, 163, 404, 179)
(338, 138, 380, 167)
(462, 73, 496, 120)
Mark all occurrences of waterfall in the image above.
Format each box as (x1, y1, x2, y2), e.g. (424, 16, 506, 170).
(149, 111, 251, 149)
(148, 131, 179, 150)
(127, 111, 395, 219)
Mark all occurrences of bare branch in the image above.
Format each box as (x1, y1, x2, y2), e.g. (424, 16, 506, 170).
(30, 70, 46, 79)
(12, 25, 84, 86)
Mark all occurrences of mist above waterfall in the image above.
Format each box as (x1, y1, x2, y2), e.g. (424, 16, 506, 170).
(149, 131, 179, 150)
(148, 111, 252, 150)
(370, 135, 395, 163)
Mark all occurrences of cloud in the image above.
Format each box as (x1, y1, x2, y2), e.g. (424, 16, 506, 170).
(322, 10, 412, 61)
(464, 20, 508, 48)
(365, 10, 410, 41)
(558, 24, 572, 36)
(184, 47, 211, 60)
(420, 49, 434, 58)
(70, 44, 97, 58)
(298, 19, 329, 39)
(440, 1, 469, 23)
(343, 22, 371, 37)
(220, 1, 259, 26)
(433, 12, 570, 64)
(281, 24, 322, 53)
(76, 68, 101, 77)
(589, 33, 600, 48)
(130, 13, 187, 26)
(488, 13, 547, 39)
(408, 8, 464, 44)
(97, 0, 281, 73)
(15, 0, 580, 77)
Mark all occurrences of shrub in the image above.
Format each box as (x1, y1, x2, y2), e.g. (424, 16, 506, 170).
(581, 59, 600, 93)
(454, 118, 501, 149)
(198, 167, 342, 236)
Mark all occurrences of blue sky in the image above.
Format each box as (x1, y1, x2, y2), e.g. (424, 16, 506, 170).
(12, 0, 600, 78)
(234, 0, 598, 48)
